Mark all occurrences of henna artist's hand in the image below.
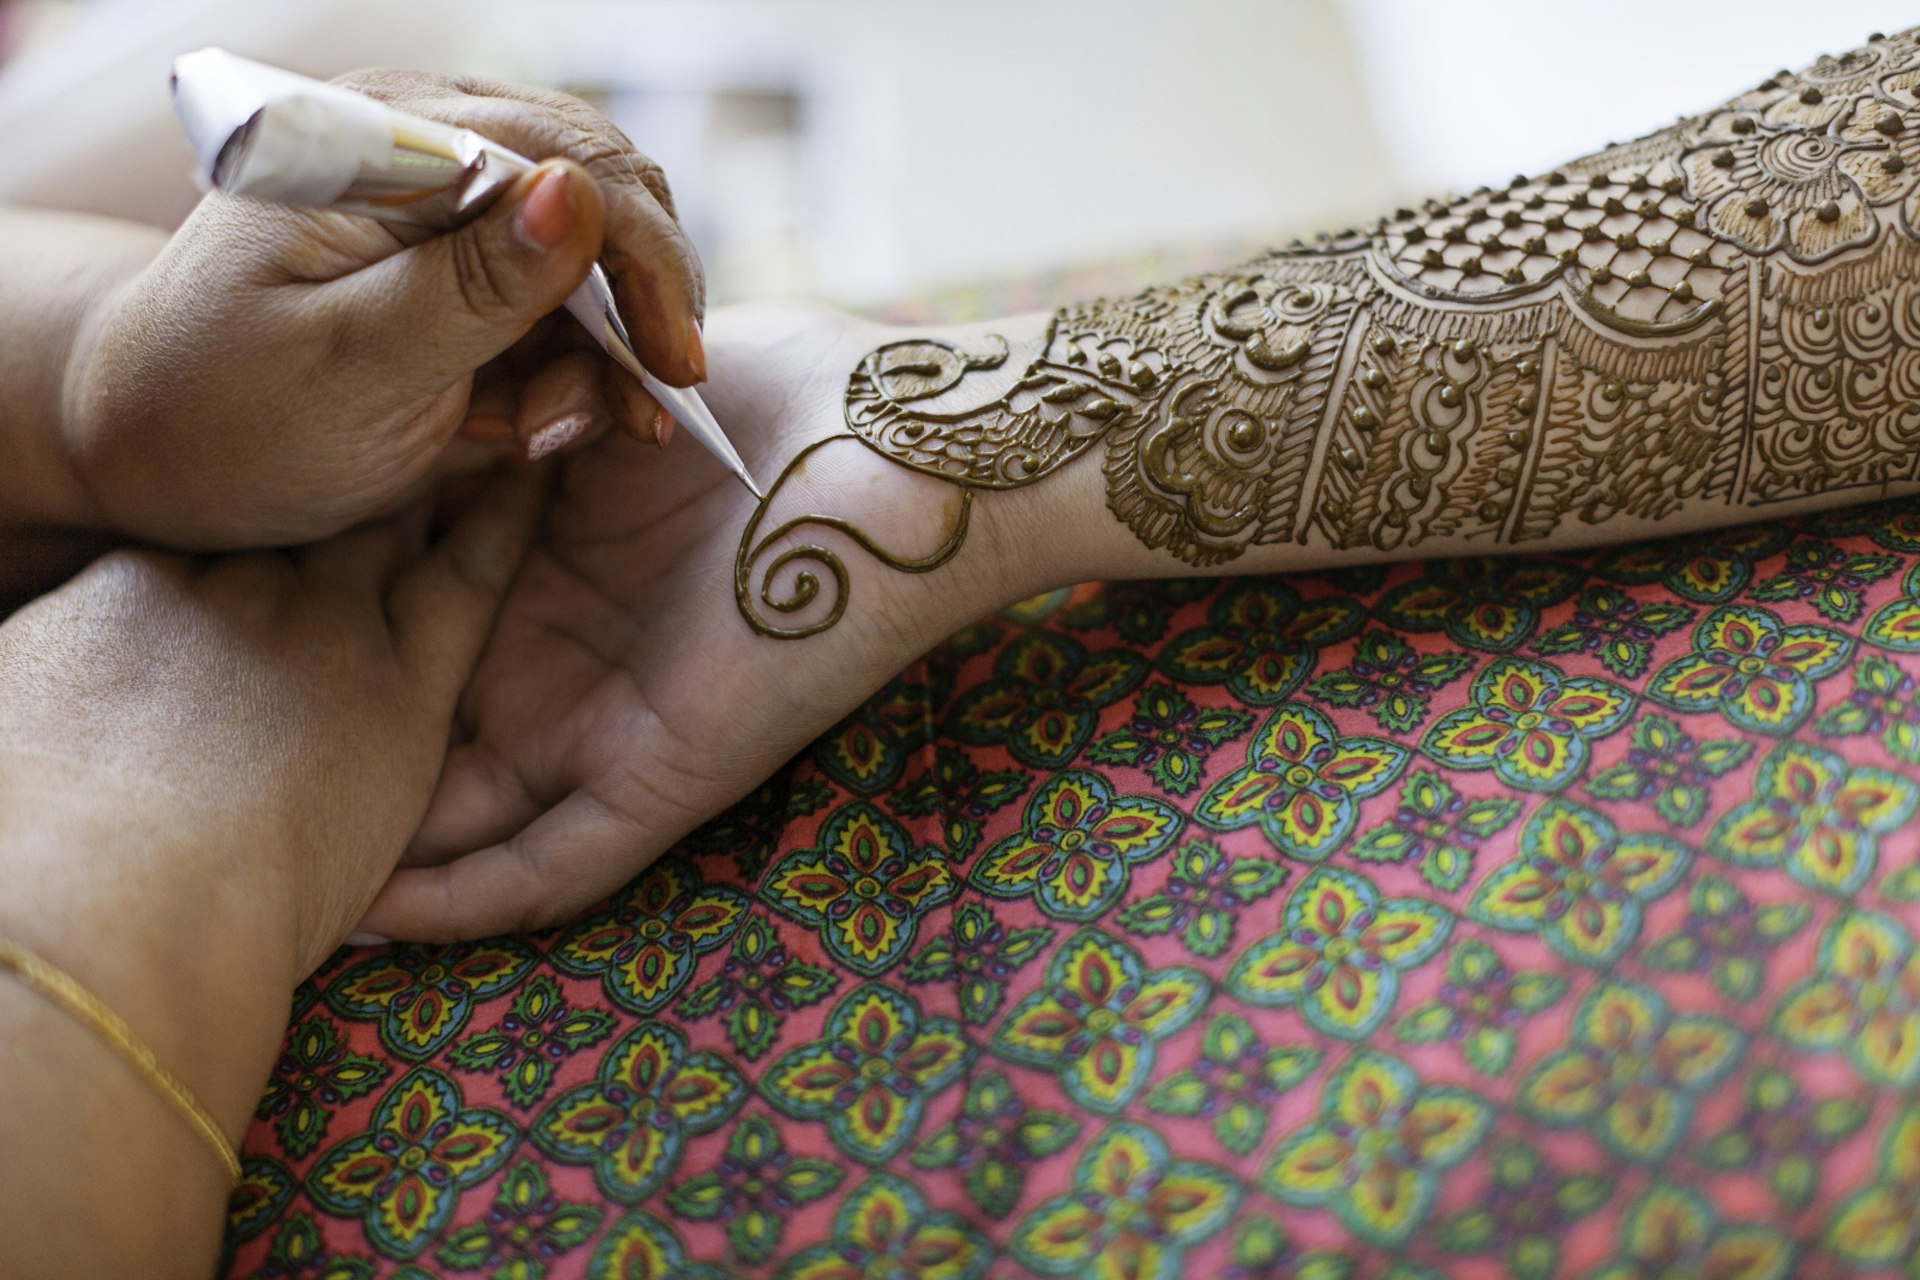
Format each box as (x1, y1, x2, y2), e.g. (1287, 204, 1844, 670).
(62, 71, 703, 549)
(358, 304, 1051, 941)
(0, 468, 544, 980)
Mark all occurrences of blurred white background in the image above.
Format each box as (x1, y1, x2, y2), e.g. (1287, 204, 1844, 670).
(2, 0, 1915, 306)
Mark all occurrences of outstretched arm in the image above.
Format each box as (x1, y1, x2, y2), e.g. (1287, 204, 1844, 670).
(736, 27, 1920, 634)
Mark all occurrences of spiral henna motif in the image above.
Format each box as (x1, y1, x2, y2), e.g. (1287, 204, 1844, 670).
(738, 26, 1920, 639)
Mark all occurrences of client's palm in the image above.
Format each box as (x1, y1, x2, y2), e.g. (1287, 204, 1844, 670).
(364, 305, 1010, 940)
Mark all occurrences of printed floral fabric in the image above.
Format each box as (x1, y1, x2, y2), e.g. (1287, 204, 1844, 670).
(219, 493, 1920, 1279)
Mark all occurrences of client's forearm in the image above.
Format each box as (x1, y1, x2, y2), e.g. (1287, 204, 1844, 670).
(798, 29, 1920, 610)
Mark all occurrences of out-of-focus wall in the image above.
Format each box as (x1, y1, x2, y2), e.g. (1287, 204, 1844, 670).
(0, 0, 1395, 305)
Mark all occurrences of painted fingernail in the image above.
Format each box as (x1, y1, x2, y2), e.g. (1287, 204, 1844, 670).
(528, 412, 592, 460)
(516, 164, 579, 249)
(655, 408, 675, 449)
(345, 932, 388, 947)
(686, 322, 708, 381)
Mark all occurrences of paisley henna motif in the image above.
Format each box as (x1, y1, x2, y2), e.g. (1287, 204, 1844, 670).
(739, 27, 1920, 638)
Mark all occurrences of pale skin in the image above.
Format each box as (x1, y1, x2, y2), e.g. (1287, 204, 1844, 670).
(5, 25, 1920, 1274)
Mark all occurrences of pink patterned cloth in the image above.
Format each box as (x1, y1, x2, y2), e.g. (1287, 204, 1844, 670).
(223, 498, 1920, 1279)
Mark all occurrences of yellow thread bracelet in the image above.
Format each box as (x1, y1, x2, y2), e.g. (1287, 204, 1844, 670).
(0, 936, 241, 1185)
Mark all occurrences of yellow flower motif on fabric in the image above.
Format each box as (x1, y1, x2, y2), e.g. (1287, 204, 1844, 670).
(550, 862, 747, 1015)
(767, 801, 954, 975)
(1827, 1103, 1920, 1269)
(1519, 980, 1743, 1163)
(1586, 1184, 1793, 1280)
(587, 1212, 728, 1280)
(1198, 703, 1408, 858)
(1773, 909, 1920, 1087)
(783, 1174, 988, 1280)
(1227, 865, 1452, 1038)
(1707, 740, 1918, 897)
(1263, 1050, 1490, 1248)
(971, 770, 1181, 922)
(1468, 799, 1690, 967)
(994, 927, 1208, 1113)
(1421, 657, 1631, 792)
(1013, 1122, 1239, 1280)
(763, 984, 971, 1164)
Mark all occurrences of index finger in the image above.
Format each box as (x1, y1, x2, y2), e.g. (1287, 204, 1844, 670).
(337, 70, 707, 387)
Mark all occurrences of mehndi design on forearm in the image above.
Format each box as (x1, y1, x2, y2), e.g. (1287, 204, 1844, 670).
(738, 28, 1920, 638)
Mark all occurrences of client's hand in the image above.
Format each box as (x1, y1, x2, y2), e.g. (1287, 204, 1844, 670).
(63, 72, 702, 549)
(361, 304, 1049, 940)
(0, 468, 542, 980)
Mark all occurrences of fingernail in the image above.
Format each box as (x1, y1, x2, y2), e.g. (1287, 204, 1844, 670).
(528, 412, 592, 460)
(345, 931, 388, 947)
(686, 322, 708, 381)
(655, 408, 675, 449)
(516, 164, 579, 250)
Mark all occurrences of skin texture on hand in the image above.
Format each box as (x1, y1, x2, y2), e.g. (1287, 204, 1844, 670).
(54, 70, 701, 549)
(735, 26, 1920, 634)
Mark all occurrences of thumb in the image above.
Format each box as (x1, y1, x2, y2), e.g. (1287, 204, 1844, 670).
(339, 159, 606, 396)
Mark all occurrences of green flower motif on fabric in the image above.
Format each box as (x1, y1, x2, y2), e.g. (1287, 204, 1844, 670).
(445, 975, 614, 1110)
(225, 1154, 296, 1251)
(763, 983, 971, 1164)
(1158, 579, 1362, 706)
(777, 1174, 989, 1280)
(1196, 703, 1407, 859)
(1375, 556, 1582, 652)
(1706, 740, 1917, 897)
(994, 926, 1208, 1114)
(1519, 980, 1744, 1163)
(888, 745, 1030, 856)
(1352, 768, 1522, 893)
(675, 915, 839, 1061)
(1594, 524, 1790, 605)
(1583, 713, 1752, 827)
(1468, 799, 1690, 967)
(587, 1212, 728, 1280)
(666, 1112, 843, 1265)
(1748, 538, 1899, 624)
(766, 801, 954, 975)
(1421, 657, 1632, 792)
(325, 940, 537, 1061)
(1694, 1067, 1869, 1213)
(259, 1210, 376, 1280)
(1307, 629, 1475, 733)
(256, 1013, 390, 1159)
(948, 632, 1147, 768)
(1826, 1103, 1920, 1271)
(1532, 585, 1693, 680)
(1586, 1183, 1794, 1280)
(970, 769, 1181, 921)
(1863, 560, 1920, 654)
(1430, 1140, 1611, 1280)
(911, 1069, 1080, 1219)
(1087, 682, 1253, 796)
(812, 676, 929, 795)
(532, 1023, 743, 1203)
(1144, 1013, 1321, 1156)
(307, 1068, 517, 1259)
(1117, 837, 1288, 959)
(1014, 1122, 1240, 1280)
(1226, 865, 1451, 1039)
(684, 775, 833, 883)
(1395, 939, 1567, 1076)
(1773, 909, 1920, 1087)
(433, 1159, 600, 1279)
(1264, 1049, 1490, 1249)
(1815, 652, 1920, 764)
(1223, 1214, 1360, 1280)
(901, 901, 1052, 1026)
(1640, 874, 1813, 1003)
(549, 861, 747, 1015)
(1647, 604, 1852, 735)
